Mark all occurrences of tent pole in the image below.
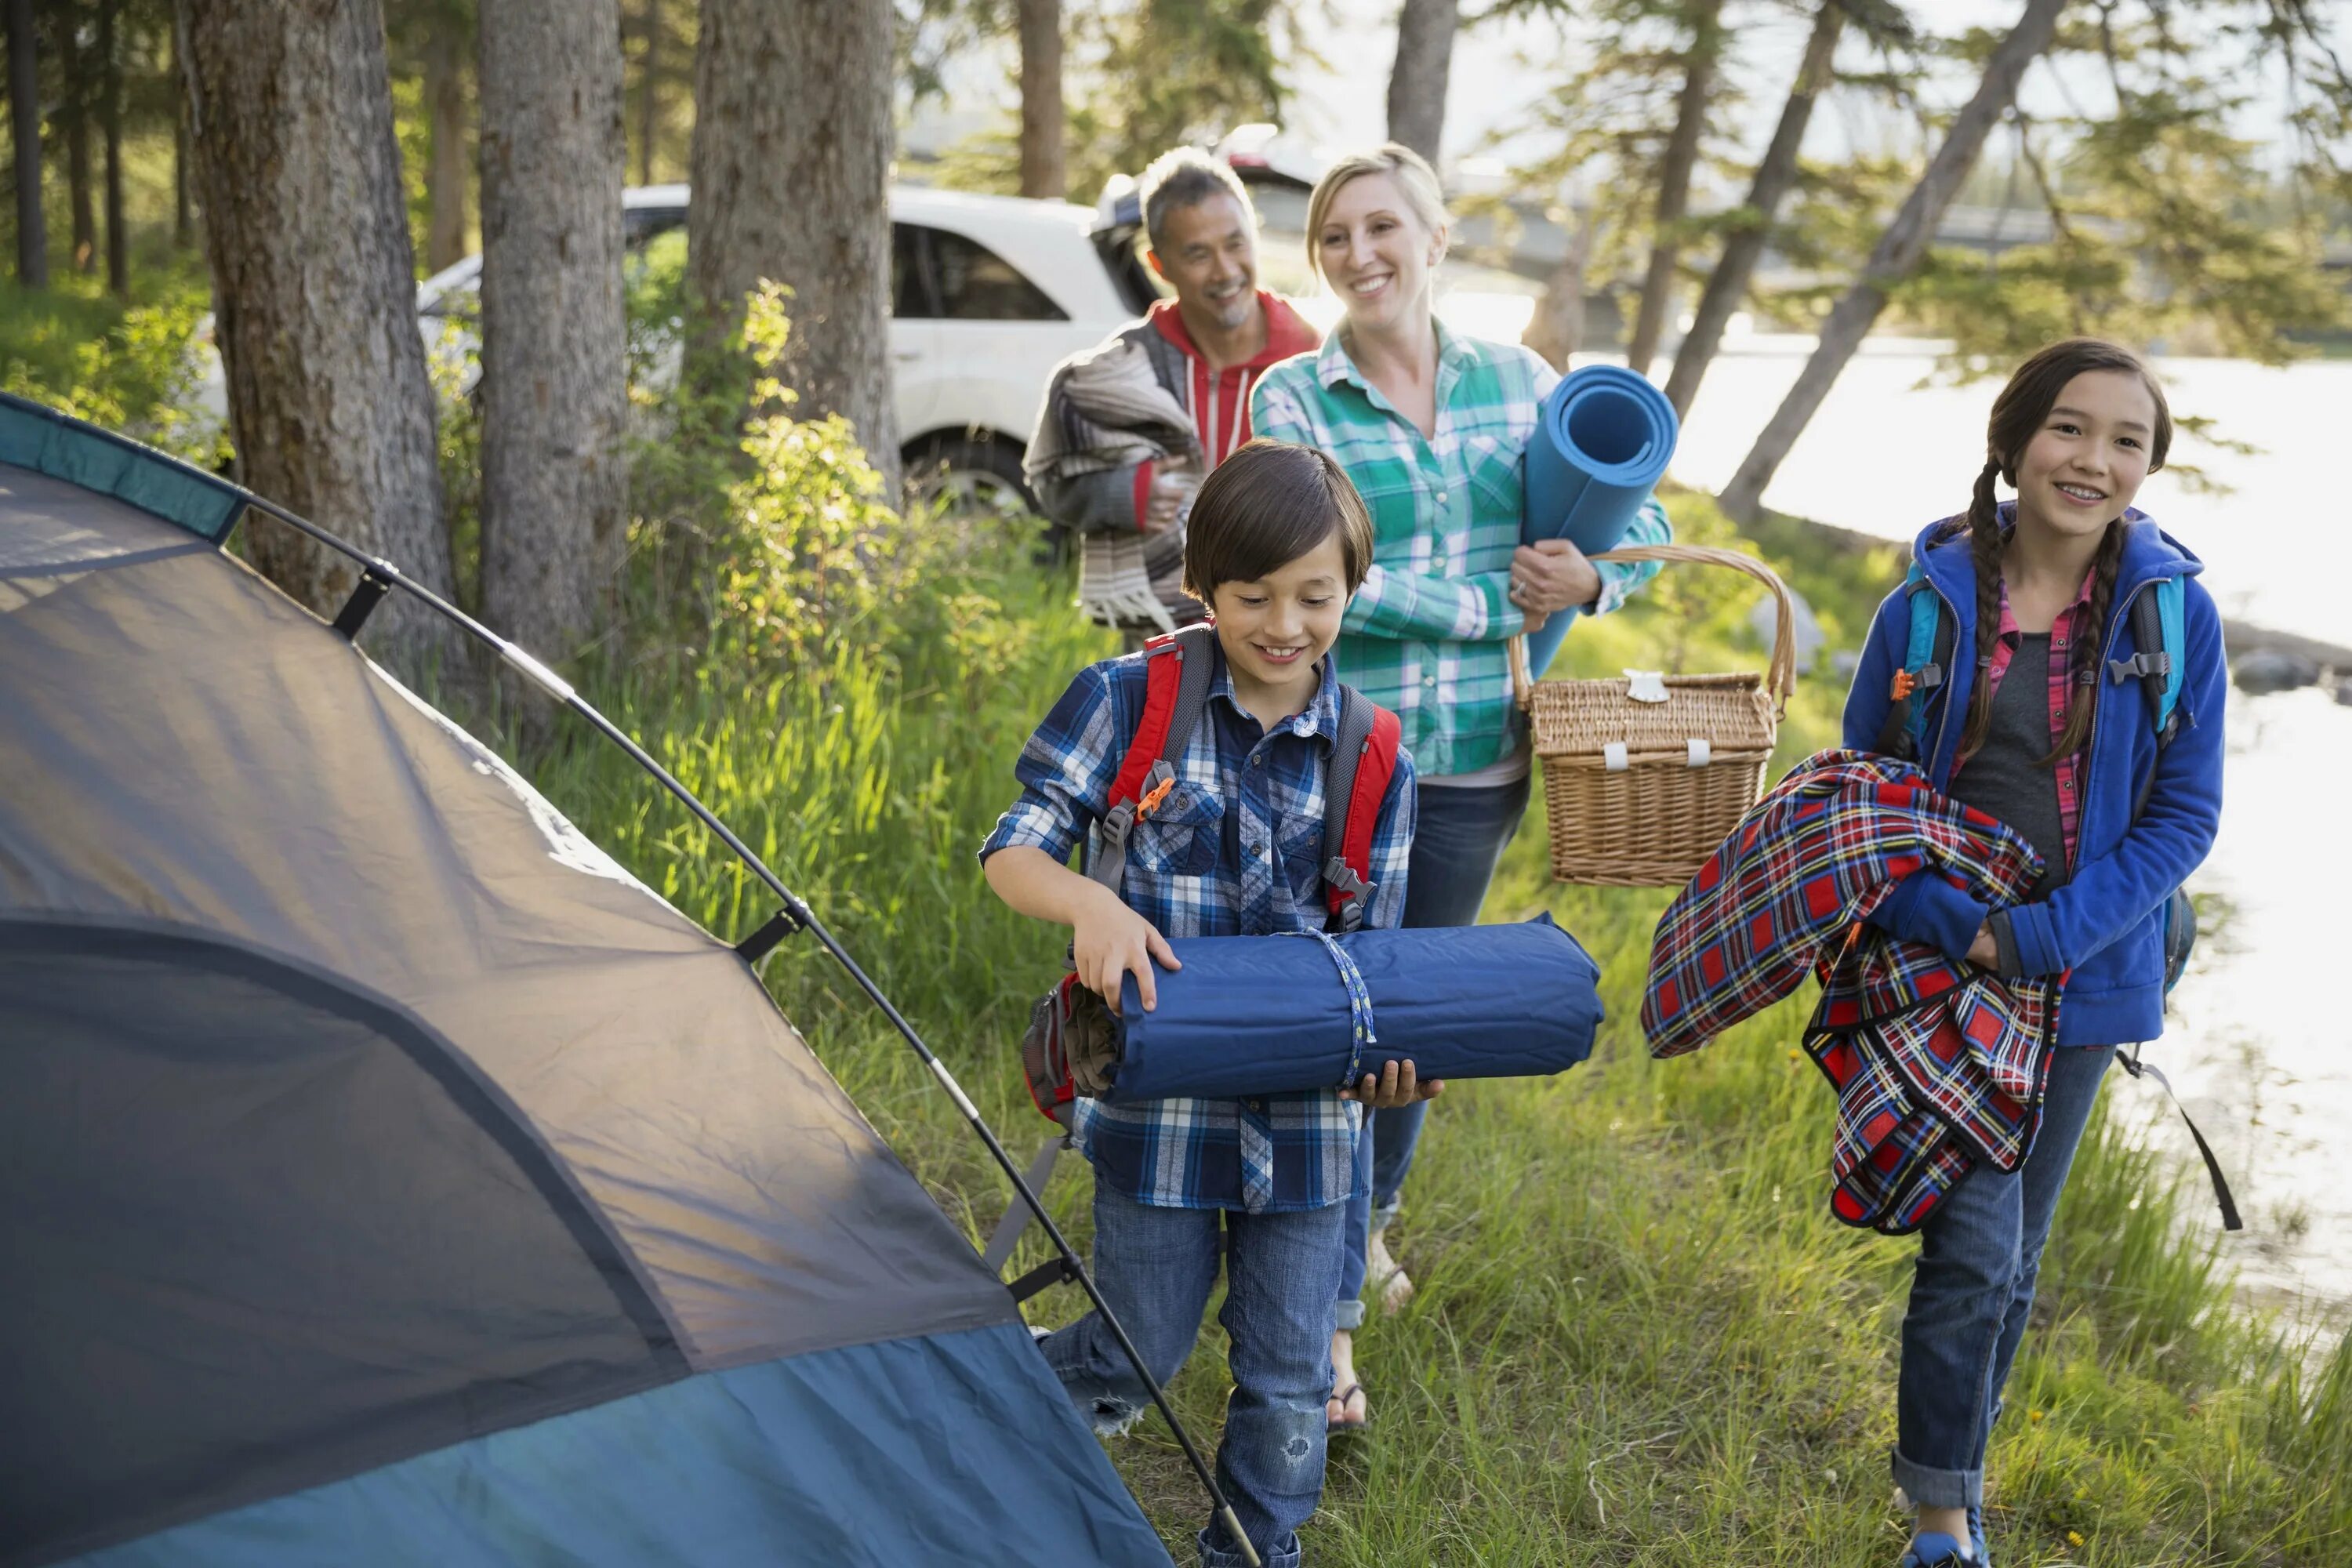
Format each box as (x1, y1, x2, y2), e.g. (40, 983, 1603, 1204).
(235, 494, 1265, 1568)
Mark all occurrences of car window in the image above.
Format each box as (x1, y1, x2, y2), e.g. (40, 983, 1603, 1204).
(919, 228, 1068, 322)
(892, 223, 933, 318)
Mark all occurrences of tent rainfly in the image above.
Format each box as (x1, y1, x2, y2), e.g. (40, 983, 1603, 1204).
(0, 394, 1181, 1568)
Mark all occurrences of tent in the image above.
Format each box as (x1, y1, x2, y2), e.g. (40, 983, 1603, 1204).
(0, 396, 1175, 1568)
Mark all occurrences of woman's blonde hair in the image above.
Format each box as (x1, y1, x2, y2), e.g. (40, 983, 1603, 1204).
(1303, 143, 1450, 283)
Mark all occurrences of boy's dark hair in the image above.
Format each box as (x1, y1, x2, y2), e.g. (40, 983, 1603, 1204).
(1958, 336, 2174, 767)
(1138, 147, 1254, 251)
(1181, 440, 1374, 601)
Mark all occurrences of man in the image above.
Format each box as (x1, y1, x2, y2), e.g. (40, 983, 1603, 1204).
(1025, 147, 1321, 642)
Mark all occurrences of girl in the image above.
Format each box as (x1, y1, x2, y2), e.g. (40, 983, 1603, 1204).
(1250, 143, 1671, 1434)
(1842, 338, 2226, 1566)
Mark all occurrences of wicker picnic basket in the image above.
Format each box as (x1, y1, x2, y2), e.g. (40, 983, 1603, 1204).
(1508, 543, 1798, 887)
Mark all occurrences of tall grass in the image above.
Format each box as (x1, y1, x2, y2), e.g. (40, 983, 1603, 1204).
(517, 476, 2349, 1564)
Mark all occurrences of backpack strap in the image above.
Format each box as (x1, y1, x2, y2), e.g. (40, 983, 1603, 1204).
(2116, 575, 2187, 823)
(1087, 623, 1221, 898)
(1320, 686, 1403, 934)
(2107, 572, 2238, 1229)
(1873, 561, 1956, 761)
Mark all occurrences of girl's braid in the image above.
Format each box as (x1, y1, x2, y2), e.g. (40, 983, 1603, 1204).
(2045, 517, 2127, 764)
(1955, 459, 2006, 766)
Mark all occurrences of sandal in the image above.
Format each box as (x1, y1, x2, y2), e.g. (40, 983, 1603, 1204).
(1899, 1533, 1980, 1568)
(1325, 1382, 1369, 1437)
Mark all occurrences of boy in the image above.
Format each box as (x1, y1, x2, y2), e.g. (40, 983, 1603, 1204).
(981, 440, 1430, 1568)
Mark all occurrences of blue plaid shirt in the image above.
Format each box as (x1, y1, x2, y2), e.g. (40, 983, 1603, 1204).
(982, 647, 1417, 1212)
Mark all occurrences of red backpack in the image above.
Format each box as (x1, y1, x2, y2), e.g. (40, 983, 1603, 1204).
(1019, 622, 1403, 1125)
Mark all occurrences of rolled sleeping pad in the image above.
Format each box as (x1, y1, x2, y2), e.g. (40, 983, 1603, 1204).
(1100, 913, 1604, 1102)
(1519, 365, 1679, 678)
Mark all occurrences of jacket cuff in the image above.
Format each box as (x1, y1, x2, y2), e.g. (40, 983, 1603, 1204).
(1987, 909, 2020, 978)
(1873, 870, 1990, 962)
(1131, 459, 1155, 532)
(1996, 900, 2063, 977)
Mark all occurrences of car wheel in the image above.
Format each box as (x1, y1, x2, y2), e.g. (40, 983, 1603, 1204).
(902, 433, 1066, 566)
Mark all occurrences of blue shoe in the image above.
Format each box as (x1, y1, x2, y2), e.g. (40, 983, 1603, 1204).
(1900, 1533, 1980, 1568)
(1969, 1503, 1991, 1568)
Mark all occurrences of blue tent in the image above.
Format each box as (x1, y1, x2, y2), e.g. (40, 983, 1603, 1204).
(0, 396, 1173, 1568)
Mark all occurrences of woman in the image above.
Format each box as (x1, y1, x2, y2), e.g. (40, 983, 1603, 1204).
(1251, 143, 1669, 1434)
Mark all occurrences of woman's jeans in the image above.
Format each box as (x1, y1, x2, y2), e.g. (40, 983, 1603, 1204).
(1893, 1044, 2114, 1510)
(1042, 1183, 1346, 1568)
(1334, 771, 1530, 1328)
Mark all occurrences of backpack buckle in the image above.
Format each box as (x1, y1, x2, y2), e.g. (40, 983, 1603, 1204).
(2107, 651, 2170, 683)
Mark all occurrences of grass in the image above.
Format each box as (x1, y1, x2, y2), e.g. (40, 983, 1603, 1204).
(514, 493, 2350, 1566)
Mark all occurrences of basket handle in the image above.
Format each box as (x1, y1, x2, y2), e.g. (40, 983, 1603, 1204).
(1508, 543, 1799, 717)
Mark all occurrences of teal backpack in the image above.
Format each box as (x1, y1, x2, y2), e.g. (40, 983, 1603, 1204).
(1875, 560, 2237, 1228)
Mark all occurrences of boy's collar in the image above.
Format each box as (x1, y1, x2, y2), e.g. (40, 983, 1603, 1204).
(1206, 647, 1342, 742)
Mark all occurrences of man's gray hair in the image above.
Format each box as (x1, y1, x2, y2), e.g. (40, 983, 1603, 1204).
(1138, 147, 1255, 250)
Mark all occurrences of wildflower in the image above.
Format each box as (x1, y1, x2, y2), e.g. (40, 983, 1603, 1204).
(2028, 1409, 2045, 1422)
(2067, 1530, 2085, 1547)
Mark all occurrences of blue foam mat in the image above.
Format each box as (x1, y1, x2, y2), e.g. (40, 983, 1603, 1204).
(1520, 365, 1678, 677)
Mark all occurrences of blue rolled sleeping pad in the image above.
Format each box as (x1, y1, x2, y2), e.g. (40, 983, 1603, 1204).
(1104, 913, 1604, 1102)
(1519, 365, 1679, 679)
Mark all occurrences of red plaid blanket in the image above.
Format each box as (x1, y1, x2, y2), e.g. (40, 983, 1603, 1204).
(1642, 750, 2062, 1233)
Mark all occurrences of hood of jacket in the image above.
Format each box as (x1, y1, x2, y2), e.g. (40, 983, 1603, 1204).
(1911, 503, 2205, 618)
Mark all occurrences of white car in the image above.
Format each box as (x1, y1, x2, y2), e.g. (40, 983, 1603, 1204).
(199, 183, 1156, 510)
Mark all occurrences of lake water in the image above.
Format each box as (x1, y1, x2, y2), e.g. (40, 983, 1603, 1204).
(1658, 338, 2352, 1324)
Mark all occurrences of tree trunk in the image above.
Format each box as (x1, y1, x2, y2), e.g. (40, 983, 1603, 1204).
(1522, 204, 1593, 372)
(475, 0, 627, 671)
(1663, 0, 1842, 416)
(1385, 0, 1457, 163)
(60, 9, 94, 273)
(1624, 0, 1724, 377)
(97, 0, 125, 298)
(634, 0, 656, 184)
(688, 0, 898, 493)
(171, 8, 193, 248)
(1016, 0, 1062, 200)
(7, 0, 44, 286)
(182, 0, 459, 677)
(1718, 0, 2063, 524)
(423, 22, 468, 272)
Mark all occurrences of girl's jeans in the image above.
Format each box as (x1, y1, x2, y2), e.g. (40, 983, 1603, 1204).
(1334, 771, 1529, 1328)
(1042, 1183, 1346, 1568)
(1893, 1044, 2114, 1510)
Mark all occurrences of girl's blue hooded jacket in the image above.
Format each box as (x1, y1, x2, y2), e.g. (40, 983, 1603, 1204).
(1842, 512, 2226, 1047)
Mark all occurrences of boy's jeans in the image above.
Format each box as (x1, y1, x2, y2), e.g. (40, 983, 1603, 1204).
(1893, 1044, 2113, 1510)
(1336, 771, 1528, 1327)
(1043, 1183, 1346, 1568)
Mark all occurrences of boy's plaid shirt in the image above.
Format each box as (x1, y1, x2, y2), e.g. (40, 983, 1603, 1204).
(1642, 750, 2060, 1234)
(1251, 325, 1671, 777)
(982, 649, 1417, 1213)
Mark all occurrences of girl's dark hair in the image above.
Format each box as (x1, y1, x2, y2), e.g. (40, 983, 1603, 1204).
(1955, 337, 2173, 768)
(1182, 439, 1376, 599)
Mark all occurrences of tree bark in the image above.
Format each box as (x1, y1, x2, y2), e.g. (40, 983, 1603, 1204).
(7, 0, 44, 286)
(97, 0, 125, 298)
(60, 8, 94, 273)
(1624, 0, 1724, 377)
(1522, 204, 1593, 372)
(1385, 0, 1457, 163)
(182, 0, 459, 676)
(1663, 0, 1842, 416)
(688, 0, 898, 493)
(475, 0, 627, 670)
(1016, 0, 1062, 200)
(423, 22, 469, 272)
(1718, 0, 2063, 524)
(634, 0, 657, 184)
